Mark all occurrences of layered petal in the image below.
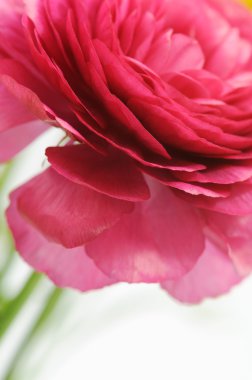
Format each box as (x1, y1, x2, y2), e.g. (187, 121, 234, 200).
(7, 187, 114, 291)
(1, 0, 252, 304)
(46, 144, 150, 201)
(175, 161, 252, 185)
(0, 120, 48, 162)
(17, 168, 134, 248)
(162, 239, 242, 303)
(0, 84, 47, 161)
(86, 182, 205, 283)
(179, 180, 252, 216)
(205, 211, 252, 276)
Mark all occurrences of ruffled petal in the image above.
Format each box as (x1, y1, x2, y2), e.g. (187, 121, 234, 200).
(0, 84, 47, 161)
(7, 188, 114, 291)
(205, 211, 252, 276)
(162, 239, 242, 303)
(17, 168, 134, 248)
(46, 144, 150, 201)
(175, 161, 252, 185)
(86, 182, 205, 283)
(0, 120, 47, 162)
(179, 180, 252, 216)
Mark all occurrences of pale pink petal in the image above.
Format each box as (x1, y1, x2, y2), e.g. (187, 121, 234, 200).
(206, 28, 251, 78)
(0, 75, 49, 121)
(86, 182, 205, 283)
(0, 84, 47, 161)
(7, 188, 114, 291)
(205, 211, 252, 276)
(0, 120, 48, 162)
(162, 239, 242, 303)
(0, 0, 24, 12)
(164, 33, 205, 73)
(0, 84, 33, 131)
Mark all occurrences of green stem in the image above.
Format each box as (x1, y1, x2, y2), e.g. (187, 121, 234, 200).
(0, 229, 15, 283)
(0, 161, 13, 189)
(26, 287, 63, 339)
(0, 161, 15, 281)
(3, 288, 63, 380)
(0, 272, 43, 339)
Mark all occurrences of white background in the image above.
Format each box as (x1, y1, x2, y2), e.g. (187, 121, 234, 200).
(2, 270, 252, 380)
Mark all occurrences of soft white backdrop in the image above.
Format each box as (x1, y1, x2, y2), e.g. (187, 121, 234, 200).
(2, 268, 252, 380)
(1, 131, 252, 380)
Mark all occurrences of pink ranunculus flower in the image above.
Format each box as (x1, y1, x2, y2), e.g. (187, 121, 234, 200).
(2, 0, 252, 303)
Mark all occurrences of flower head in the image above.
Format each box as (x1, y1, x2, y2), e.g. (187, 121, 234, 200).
(2, 0, 252, 302)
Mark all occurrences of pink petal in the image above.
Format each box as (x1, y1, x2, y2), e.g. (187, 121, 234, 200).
(0, 84, 33, 132)
(46, 144, 150, 201)
(141, 165, 229, 198)
(7, 188, 114, 291)
(176, 161, 252, 185)
(17, 168, 134, 248)
(206, 27, 251, 78)
(0, 84, 47, 161)
(0, 0, 24, 13)
(0, 75, 48, 121)
(145, 32, 204, 74)
(128, 97, 240, 157)
(179, 181, 252, 216)
(86, 182, 205, 283)
(205, 211, 252, 277)
(162, 239, 242, 304)
(0, 120, 48, 162)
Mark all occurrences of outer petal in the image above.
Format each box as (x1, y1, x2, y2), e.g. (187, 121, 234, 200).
(162, 239, 242, 304)
(7, 188, 114, 291)
(0, 0, 24, 12)
(0, 75, 49, 121)
(175, 161, 252, 185)
(46, 144, 150, 201)
(17, 168, 134, 248)
(179, 181, 252, 216)
(205, 211, 252, 276)
(0, 84, 34, 131)
(0, 120, 48, 162)
(86, 182, 205, 283)
(0, 84, 47, 161)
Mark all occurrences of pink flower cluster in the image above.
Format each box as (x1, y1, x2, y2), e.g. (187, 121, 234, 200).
(1, 0, 252, 303)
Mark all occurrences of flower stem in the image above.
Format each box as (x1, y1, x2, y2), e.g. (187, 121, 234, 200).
(25, 287, 63, 339)
(0, 229, 15, 283)
(0, 161, 15, 282)
(0, 272, 43, 339)
(0, 161, 13, 189)
(3, 287, 63, 380)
